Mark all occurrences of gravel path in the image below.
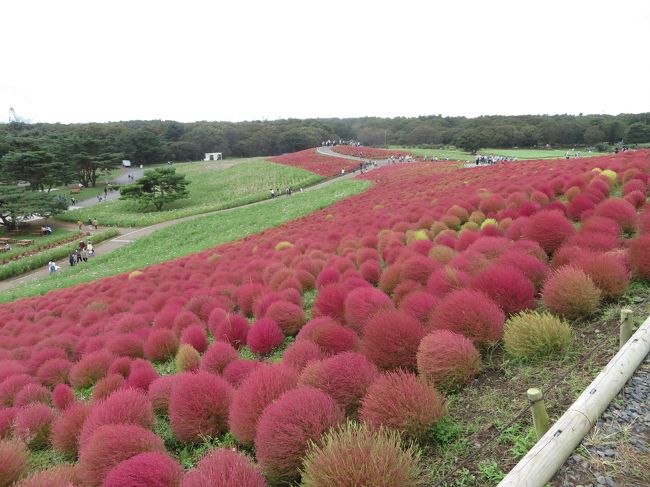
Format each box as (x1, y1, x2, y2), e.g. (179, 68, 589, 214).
(553, 353, 650, 487)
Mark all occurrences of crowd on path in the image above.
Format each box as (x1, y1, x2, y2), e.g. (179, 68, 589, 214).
(475, 154, 516, 165)
(77, 219, 99, 231)
(321, 139, 361, 147)
(47, 238, 95, 274)
(269, 187, 305, 198)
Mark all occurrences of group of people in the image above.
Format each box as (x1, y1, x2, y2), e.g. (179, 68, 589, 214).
(475, 154, 515, 165)
(77, 219, 98, 231)
(321, 139, 361, 147)
(270, 187, 303, 198)
(68, 240, 94, 267)
(388, 155, 416, 164)
(40, 225, 53, 235)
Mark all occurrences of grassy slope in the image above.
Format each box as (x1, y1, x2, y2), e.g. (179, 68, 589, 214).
(1, 180, 369, 303)
(390, 146, 606, 161)
(0, 228, 77, 260)
(57, 159, 323, 227)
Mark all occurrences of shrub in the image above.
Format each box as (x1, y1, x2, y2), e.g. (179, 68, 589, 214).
(359, 370, 446, 440)
(541, 267, 602, 318)
(91, 373, 125, 401)
(211, 313, 250, 349)
(126, 359, 159, 391)
(13, 404, 54, 449)
(69, 350, 112, 389)
(12, 465, 78, 487)
(593, 198, 637, 232)
(236, 283, 267, 317)
(51, 402, 89, 457)
(504, 311, 573, 360)
(0, 408, 16, 438)
(51, 384, 75, 410)
(522, 209, 575, 254)
(301, 321, 360, 355)
(359, 260, 381, 284)
(144, 329, 179, 362)
(630, 235, 650, 279)
(228, 364, 298, 446)
(169, 371, 233, 442)
(417, 330, 481, 390)
(107, 333, 144, 358)
(35, 358, 72, 387)
(264, 301, 306, 336)
(255, 386, 344, 483)
(426, 266, 471, 298)
(399, 291, 438, 324)
(361, 310, 425, 370)
(299, 352, 378, 415)
(222, 360, 261, 388)
(14, 384, 50, 407)
(180, 325, 208, 354)
(103, 452, 183, 487)
(79, 387, 154, 449)
(200, 342, 238, 375)
(0, 439, 29, 487)
(300, 421, 424, 487)
(77, 424, 165, 487)
(175, 344, 201, 372)
(172, 310, 202, 335)
(312, 284, 348, 323)
(280, 340, 325, 372)
(108, 356, 132, 378)
(247, 318, 285, 355)
(573, 253, 630, 298)
(181, 448, 267, 487)
(495, 251, 549, 290)
(428, 289, 504, 346)
(343, 287, 394, 333)
(471, 265, 536, 315)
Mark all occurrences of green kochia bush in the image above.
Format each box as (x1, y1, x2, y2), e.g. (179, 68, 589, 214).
(504, 311, 574, 360)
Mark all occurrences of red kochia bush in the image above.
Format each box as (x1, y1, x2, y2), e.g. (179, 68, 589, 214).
(92, 374, 125, 401)
(523, 209, 575, 254)
(144, 329, 179, 362)
(630, 235, 650, 279)
(0, 439, 29, 487)
(247, 318, 285, 355)
(36, 358, 72, 387)
(399, 291, 438, 324)
(361, 310, 425, 371)
(429, 289, 504, 346)
(495, 251, 549, 289)
(593, 198, 637, 232)
(148, 375, 176, 415)
(417, 330, 482, 390)
(181, 448, 268, 487)
(541, 267, 602, 318)
(107, 334, 144, 358)
(13, 404, 54, 449)
(175, 344, 201, 372)
(51, 384, 75, 411)
(108, 357, 132, 378)
(77, 424, 165, 487)
(200, 342, 238, 375)
(299, 318, 360, 355)
(69, 350, 112, 389)
(471, 265, 536, 315)
(79, 388, 154, 449)
(426, 266, 471, 298)
(12, 464, 78, 487)
(265, 301, 306, 335)
(254, 386, 344, 484)
(126, 359, 159, 391)
(172, 311, 202, 335)
(312, 284, 348, 323)
(0, 408, 16, 438)
(299, 352, 378, 415)
(574, 253, 630, 298)
(222, 360, 261, 388)
(14, 384, 50, 407)
(343, 287, 394, 333)
(360, 370, 446, 440)
(228, 364, 298, 446)
(180, 325, 208, 353)
(51, 402, 89, 457)
(103, 452, 183, 487)
(211, 313, 249, 349)
(280, 340, 325, 372)
(169, 371, 234, 443)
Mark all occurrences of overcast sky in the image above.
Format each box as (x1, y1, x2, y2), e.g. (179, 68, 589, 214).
(2, 0, 649, 124)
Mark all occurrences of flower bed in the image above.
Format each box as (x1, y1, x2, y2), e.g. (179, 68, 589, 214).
(0, 149, 649, 484)
(331, 145, 412, 159)
(267, 149, 358, 177)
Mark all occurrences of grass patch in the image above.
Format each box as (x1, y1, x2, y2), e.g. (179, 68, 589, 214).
(0, 179, 370, 302)
(390, 146, 606, 162)
(0, 228, 78, 261)
(0, 229, 119, 282)
(57, 159, 323, 227)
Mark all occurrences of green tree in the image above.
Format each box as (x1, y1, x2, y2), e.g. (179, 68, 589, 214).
(0, 150, 69, 191)
(120, 167, 190, 211)
(0, 185, 67, 229)
(455, 129, 486, 154)
(583, 126, 607, 146)
(625, 122, 650, 144)
(56, 132, 122, 187)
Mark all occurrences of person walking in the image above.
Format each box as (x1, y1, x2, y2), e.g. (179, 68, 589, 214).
(92, 218, 98, 230)
(77, 220, 83, 231)
(68, 252, 75, 267)
(48, 261, 58, 274)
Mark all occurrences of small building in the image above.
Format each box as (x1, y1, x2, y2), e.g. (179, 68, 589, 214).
(204, 152, 223, 161)
(122, 160, 132, 167)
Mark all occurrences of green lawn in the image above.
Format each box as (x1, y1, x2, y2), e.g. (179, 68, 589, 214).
(1, 179, 370, 303)
(390, 146, 606, 161)
(0, 228, 78, 261)
(57, 159, 323, 227)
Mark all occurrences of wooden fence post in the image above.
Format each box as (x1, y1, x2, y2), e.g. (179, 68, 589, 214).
(527, 388, 550, 440)
(620, 308, 634, 349)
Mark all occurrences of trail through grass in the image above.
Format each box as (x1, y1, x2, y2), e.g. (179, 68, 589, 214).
(57, 159, 323, 227)
(1, 179, 369, 302)
(391, 145, 606, 161)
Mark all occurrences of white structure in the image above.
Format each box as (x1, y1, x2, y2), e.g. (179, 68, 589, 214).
(122, 159, 132, 167)
(204, 152, 223, 161)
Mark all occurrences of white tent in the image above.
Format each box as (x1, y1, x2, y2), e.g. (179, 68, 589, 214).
(204, 152, 223, 161)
